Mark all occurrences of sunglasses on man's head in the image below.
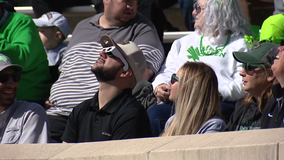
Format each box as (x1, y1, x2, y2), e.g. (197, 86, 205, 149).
(0, 72, 21, 83)
(242, 63, 269, 74)
(171, 73, 179, 84)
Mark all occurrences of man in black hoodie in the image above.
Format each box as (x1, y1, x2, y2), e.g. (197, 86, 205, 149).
(261, 45, 284, 128)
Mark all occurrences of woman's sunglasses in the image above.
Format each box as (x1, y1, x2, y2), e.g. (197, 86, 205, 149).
(0, 72, 21, 83)
(193, 3, 204, 13)
(171, 73, 179, 84)
(242, 63, 269, 74)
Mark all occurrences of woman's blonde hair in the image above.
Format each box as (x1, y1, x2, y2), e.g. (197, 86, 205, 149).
(243, 65, 277, 112)
(162, 62, 222, 136)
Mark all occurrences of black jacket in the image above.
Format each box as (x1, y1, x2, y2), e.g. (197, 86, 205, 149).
(225, 99, 262, 131)
(261, 83, 284, 128)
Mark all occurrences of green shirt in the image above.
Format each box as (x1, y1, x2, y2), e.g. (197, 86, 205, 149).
(0, 11, 51, 101)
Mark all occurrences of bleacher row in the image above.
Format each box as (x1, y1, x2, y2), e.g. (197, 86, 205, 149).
(14, 5, 192, 44)
(5, 4, 284, 160)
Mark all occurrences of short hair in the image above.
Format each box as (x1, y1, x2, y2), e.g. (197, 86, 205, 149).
(195, 0, 253, 38)
(162, 62, 222, 136)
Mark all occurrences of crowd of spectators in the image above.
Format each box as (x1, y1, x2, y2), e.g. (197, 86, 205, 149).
(1, 0, 284, 144)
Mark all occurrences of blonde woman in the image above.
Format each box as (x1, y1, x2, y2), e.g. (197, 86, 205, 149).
(162, 62, 226, 136)
(225, 43, 277, 131)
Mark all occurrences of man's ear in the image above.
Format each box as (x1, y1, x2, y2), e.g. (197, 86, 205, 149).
(120, 69, 133, 78)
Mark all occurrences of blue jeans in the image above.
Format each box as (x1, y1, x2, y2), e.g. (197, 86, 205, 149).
(147, 103, 173, 137)
(220, 101, 236, 122)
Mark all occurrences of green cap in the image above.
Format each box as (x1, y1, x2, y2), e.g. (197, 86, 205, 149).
(259, 14, 284, 44)
(233, 43, 280, 65)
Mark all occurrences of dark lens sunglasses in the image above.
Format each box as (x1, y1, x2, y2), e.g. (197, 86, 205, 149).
(171, 73, 179, 84)
(242, 63, 269, 74)
(193, 3, 203, 13)
(0, 72, 21, 83)
(102, 46, 129, 71)
(106, 52, 114, 57)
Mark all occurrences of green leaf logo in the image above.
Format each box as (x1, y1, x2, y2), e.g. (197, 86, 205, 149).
(0, 56, 8, 63)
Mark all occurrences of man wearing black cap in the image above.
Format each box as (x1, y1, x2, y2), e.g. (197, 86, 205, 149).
(0, 54, 49, 144)
(261, 45, 284, 128)
(61, 35, 151, 143)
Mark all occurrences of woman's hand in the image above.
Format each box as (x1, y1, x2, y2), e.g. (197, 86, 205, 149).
(154, 83, 171, 102)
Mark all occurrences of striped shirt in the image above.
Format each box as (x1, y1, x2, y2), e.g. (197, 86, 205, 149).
(47, 13, 164, 116)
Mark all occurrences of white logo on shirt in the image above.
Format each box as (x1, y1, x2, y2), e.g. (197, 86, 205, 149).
(102, 132, 111, 137)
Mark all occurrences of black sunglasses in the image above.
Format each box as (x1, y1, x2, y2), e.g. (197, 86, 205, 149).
(242, 63, 269, 74)
(0, 72, 21, 83)
(171, 73, 179, 84)
(102, 46, 129, 71)
(106, 52, 114, 57)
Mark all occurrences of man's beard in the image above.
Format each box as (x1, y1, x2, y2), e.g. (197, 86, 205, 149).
(91, 65, 121, 82)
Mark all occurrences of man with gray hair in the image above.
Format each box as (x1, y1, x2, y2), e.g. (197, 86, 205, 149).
(62, 35, 151, 143)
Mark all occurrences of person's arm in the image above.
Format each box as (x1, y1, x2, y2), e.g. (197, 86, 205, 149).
(0, 13, 47, 69)
(18, 105, 49, 143)
(198, 118, 226, 134)
(152, 39, 181, 88)
(218, 39, 248, 101)
(218, 60, 246, 101)
(132, 16, 165, 80)
(151, 39, 182, 101)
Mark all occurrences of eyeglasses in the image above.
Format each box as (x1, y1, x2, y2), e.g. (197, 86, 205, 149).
(102, 46, 129, 71)
(0, 72, 21, 83)
(242, 63, 269, 74)
(171, 73, 179, 84)
(193, 2, 205, 13)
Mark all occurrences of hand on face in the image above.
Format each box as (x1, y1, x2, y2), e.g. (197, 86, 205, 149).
(154, 83, 171, 103)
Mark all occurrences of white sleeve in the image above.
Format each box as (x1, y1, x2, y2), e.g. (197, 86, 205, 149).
(219, 61, 247, 101)
(152, 40, 183, 89)
(218, 44, 248, 101)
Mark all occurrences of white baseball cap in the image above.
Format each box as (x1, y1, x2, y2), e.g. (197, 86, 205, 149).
(33, 11, 70, 39)
(100, 35, 146, 84)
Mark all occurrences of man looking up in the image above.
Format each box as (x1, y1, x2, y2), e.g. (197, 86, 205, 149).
(47, 0, 163, 142)
(62, 35, 151, 142)
(0, 54, 49, 144)
(261, 45, 284, 128)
